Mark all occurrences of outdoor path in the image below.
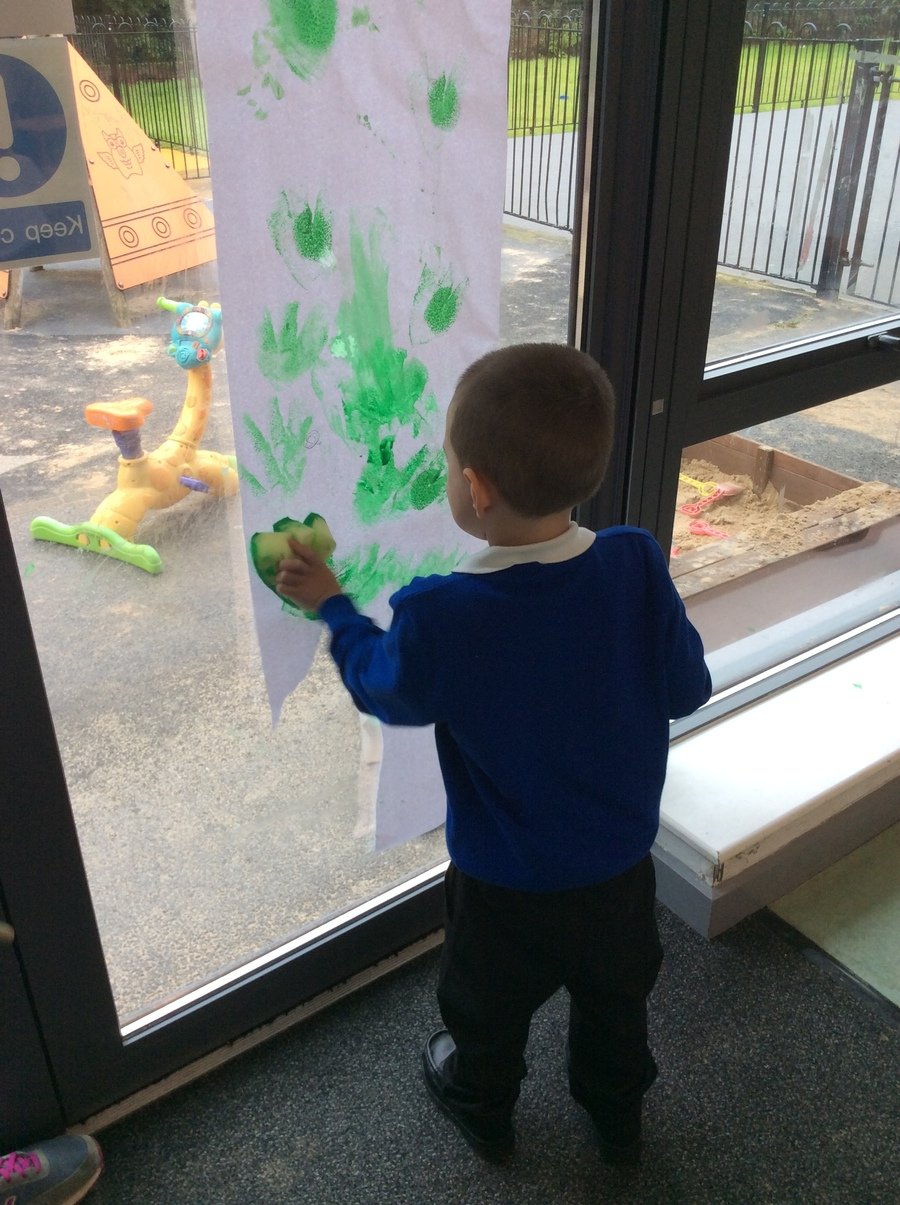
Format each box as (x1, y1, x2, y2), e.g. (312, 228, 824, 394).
(505, 103, 900, 309)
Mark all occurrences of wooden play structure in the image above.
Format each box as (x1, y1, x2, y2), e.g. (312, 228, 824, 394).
(1, 43, 215, 328)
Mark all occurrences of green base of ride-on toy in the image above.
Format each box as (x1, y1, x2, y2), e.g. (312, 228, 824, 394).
(30, 517, 163, 574)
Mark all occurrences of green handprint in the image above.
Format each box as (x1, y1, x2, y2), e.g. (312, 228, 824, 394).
(335, 543, 460, 608)
(257, 302, 328, 385)
(354, 437, 447, 524)
(240, 396, 315, 496)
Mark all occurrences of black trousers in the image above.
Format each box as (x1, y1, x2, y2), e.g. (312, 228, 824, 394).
(437, 856, 663, 1134)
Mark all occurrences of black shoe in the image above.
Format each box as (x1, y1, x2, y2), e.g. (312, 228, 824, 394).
(422, 1030, 515, 1162)
(594, 1133, 642, 1168)
(570, 1083, 642, 1167)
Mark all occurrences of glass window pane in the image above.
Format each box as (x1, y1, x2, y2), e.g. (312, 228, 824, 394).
(673, 381, 900, 690)
(2, 7, 580, 1024)
(709, 6, 900, 363)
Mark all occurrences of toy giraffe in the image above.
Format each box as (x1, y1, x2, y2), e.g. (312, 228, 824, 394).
(31, 298, 238, 573)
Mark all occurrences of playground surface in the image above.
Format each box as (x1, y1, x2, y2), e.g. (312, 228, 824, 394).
(1, 219, 896, 1021)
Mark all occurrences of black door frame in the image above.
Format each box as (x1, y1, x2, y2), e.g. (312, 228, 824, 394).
(3, 0, 899, 1144)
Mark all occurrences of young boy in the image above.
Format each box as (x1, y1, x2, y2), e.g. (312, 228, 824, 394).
(276, 343, 711, 1166)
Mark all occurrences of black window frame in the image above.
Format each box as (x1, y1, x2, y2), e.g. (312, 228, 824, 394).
(2, 0, 898, 1141)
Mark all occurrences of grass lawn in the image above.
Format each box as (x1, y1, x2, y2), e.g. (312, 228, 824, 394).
(509, 55, 581, 135)
(120, 77, 208, 151)
(508, 40, 861, 138)
(735, 39, 856, 112)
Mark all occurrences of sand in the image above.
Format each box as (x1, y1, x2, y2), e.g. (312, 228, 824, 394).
(673, 457, 900, 562)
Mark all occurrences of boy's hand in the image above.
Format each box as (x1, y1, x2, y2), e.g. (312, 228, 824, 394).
(276, 538, 343, 613)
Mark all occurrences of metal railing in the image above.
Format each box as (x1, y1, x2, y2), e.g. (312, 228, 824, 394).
(744, 2, 900, 38)
(69, 9, 900, 306)
(719, 35, 900, 306)
(507, 7, 584, 230)
(71, 15, 208, 180)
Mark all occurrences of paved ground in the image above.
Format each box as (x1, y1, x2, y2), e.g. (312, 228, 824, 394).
(1, 219, 895, 1017)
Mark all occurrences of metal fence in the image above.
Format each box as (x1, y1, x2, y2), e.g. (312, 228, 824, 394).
(70, 9, 900, 306)
(719, 35, 900, 306)
(505, 6, 900, 307)
(743, 2, 900, 38)
(71, 14, 208, 180)
(506, 7, 584, 230)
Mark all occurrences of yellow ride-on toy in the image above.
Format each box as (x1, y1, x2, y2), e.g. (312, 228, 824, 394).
(31, 298, 238, 573)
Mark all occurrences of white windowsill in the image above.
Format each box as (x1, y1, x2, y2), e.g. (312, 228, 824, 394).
(659, 633, 900, 884)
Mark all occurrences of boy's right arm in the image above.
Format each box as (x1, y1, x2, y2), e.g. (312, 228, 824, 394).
(317, 593, 440, 727)
(277, 541, 439, 725)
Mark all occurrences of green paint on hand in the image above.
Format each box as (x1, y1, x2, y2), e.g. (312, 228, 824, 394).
(258, 302, 328, 384)
(250, 514, 336, 620)
(266, 0, 338, 80)
(424, 284, 461, 333)
(428, 72, 460, 130)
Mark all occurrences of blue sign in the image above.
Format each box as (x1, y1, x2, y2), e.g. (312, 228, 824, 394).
(0, 199, 89, 260)
(0, 52, 67, 198)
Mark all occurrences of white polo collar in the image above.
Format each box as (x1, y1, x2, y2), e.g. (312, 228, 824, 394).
(457, 521, 596, 574)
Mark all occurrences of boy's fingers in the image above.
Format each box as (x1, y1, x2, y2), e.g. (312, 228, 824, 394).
(287, 537, 319, 560)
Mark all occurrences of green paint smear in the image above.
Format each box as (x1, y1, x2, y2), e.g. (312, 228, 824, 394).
(252, 30, 271, 68)
(424, 284, 461, 333)
(353, 437, 446, 523)
(411, 262, 466, 343)
(267, 0, 338, 79)
(258, 302, 328, 384)
(428, 73, 460, 130)
(336, 545, 460, 609)
(331, 220, 446, 524)
(262, 73, 285, 100)
(351, 7, 371, 27)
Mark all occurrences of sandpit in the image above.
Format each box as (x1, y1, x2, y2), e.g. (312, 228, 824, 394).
(671, 436, 900, 597)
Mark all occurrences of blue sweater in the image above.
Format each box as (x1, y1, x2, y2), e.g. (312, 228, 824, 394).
(319, 524, 711, 891)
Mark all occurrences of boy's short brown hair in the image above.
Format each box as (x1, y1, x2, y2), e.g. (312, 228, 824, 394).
(449, 343, 615, 517)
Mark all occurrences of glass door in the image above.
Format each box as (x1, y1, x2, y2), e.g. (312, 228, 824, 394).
(6, 0, 894, 1135)
(674, 3, 900, 691)
(0, 2, 589, 1128)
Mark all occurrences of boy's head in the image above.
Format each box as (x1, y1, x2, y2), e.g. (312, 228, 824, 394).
(446, 343, 615, 519)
